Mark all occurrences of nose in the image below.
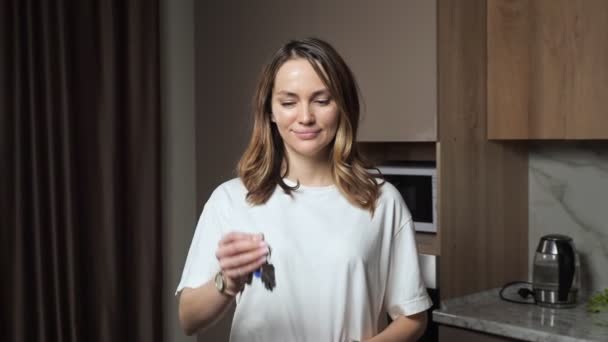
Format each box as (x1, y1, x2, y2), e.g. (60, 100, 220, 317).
(298, 103, 315, 125)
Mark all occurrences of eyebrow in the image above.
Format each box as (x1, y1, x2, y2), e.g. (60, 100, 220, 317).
(275, 89, 331, 98)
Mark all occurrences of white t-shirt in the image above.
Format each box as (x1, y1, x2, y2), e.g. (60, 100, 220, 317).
(176, 178, 432, 342)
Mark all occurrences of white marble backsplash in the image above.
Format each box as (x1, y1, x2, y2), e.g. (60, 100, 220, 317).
(529, 142, 608, 293)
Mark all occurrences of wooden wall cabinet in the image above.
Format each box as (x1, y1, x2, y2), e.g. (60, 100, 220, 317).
(313, 0, 437, 142)
(439, 325, 522, 342)
(488, 0, 608, 139)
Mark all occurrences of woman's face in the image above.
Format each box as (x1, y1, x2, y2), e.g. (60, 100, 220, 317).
(271, 58, 339, 161)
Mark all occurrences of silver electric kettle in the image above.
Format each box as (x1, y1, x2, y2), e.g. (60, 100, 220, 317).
(532, 234, 580, 308)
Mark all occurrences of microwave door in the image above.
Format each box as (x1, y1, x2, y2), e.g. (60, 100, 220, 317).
(386, 174, 436, 233)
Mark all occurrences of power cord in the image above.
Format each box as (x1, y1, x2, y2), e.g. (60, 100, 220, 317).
(499, 281, 536, 305)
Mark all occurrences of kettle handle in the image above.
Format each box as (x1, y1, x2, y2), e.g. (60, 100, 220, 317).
(555, 240, 575, 301)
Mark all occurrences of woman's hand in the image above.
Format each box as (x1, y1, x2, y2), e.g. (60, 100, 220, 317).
(215, 232, 270, 296)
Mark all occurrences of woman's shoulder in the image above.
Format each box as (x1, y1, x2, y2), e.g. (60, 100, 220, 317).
(208, 177, 248, 204)
(375, 178, 413, 227)
(377, 179, 402, 202)
(217, 177, 246, 191)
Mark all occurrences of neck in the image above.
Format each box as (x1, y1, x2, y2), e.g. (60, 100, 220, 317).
(283, 150, 333, 187)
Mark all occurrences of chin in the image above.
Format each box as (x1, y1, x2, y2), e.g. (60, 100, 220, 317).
(289, 143, 332, 159)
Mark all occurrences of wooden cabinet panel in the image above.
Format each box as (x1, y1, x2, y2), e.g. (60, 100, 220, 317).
(308, 0, 437, 142)
(439, 0, 528, 300)
(487, 0, 563, 139)
(564, 1, 608, 138)
(488, 0, 608, 139)
(439, 325, 522, 342)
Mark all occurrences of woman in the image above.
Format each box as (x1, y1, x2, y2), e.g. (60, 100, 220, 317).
(177, 38, 431, 341)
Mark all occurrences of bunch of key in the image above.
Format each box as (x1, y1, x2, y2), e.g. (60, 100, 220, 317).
(246, 245, 276, 291)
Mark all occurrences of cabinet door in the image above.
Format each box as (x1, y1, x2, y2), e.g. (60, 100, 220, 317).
(439, 325, 522, 342)
(309, 0, 437, 142)
(487, 0, 608, 139)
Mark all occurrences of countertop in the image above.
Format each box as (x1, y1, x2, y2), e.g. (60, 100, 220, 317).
(433, 288, 608, 342)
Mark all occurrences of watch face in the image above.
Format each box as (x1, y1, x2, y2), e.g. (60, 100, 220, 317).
(215, 272, 224, 292)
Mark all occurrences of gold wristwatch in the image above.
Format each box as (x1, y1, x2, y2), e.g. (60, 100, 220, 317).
(214, 271, 235, 297)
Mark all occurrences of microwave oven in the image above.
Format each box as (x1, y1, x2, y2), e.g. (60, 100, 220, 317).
(377, 164, 438, 233)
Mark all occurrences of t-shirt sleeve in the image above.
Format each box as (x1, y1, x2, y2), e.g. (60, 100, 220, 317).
(175, 190, 225, 295)
(384, 218, 433, 319)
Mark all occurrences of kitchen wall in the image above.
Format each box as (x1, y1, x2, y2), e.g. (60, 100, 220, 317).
(529, 142, 608, 293)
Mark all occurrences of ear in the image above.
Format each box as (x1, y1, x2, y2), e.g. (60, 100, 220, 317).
(270, 113, 276, 122)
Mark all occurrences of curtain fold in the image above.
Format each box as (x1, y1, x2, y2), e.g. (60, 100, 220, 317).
(1, 1, 163, 341)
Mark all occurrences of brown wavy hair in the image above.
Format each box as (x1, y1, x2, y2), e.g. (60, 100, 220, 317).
(237, 38, 381, 214)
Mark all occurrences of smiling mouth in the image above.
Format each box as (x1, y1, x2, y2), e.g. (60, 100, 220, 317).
(292, 130, 321, 140)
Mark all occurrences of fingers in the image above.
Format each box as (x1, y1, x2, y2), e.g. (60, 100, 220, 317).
(219, 242, 268, 268)
(223, 254, 268, 278)
(219, 232, 263, 246)
(216, 237, 267, 260)
(215, 231, 269, 279)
